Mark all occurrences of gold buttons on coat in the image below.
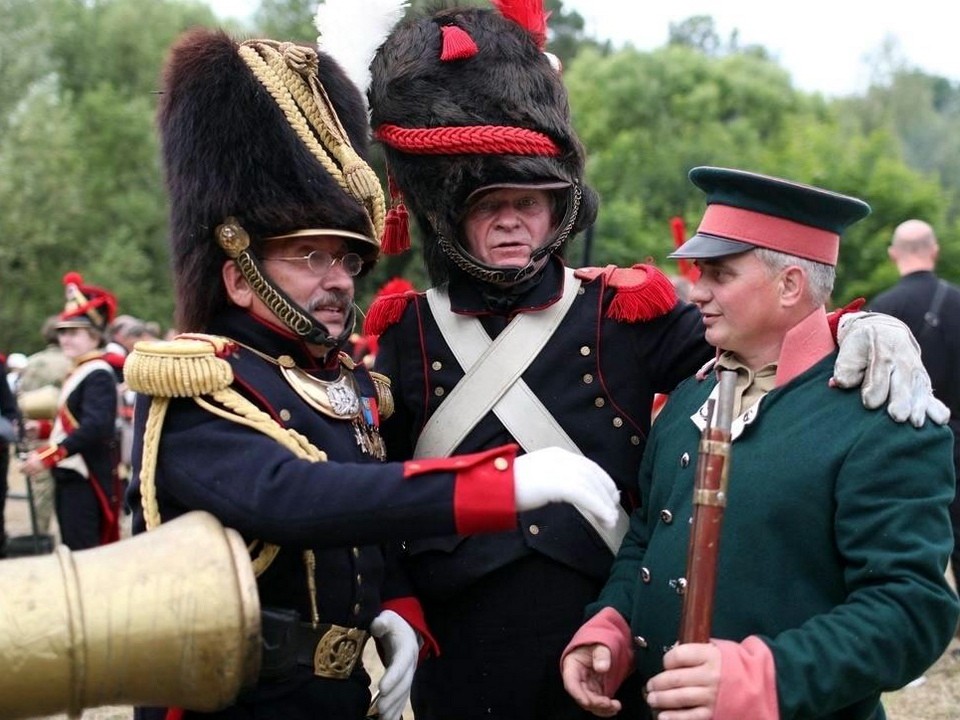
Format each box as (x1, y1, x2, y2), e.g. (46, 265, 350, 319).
(279, 409, 291, 422)
(594, 397, 605, 408)
(529, 524, 540, 535)
(434, 387, 445, 397)
(353, 603, 361, 615)
(580, 346, 591, 356)
(582, 373, 594, 384)
(493, 457, 509, 471)
(352, 547, 360, 558)
(431, 361, 442, 371)
(630, 436, 640, 445)
(612, 417, 623, 428)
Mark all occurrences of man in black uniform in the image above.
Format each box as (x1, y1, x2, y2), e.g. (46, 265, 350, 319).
(124, 28, 620, 720)
(870, 218, 960, 591)
(361, 3, 950, 719)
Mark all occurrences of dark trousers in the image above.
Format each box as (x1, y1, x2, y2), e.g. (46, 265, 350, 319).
(412, 554, 643, 720)
(53, 467, 101, 550)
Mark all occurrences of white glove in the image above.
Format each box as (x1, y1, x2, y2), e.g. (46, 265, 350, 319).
(513, 447, 620, 528)
(369, 609, 418, 720)
(833, 311, 950, 427)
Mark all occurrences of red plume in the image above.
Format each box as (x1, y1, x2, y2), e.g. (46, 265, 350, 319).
(670, 216, 699, 283)
(490, 0, 549, 49)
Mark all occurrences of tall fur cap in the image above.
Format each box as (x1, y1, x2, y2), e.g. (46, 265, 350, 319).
(369, 7, 597, 278)
(157, 28, 375, 331)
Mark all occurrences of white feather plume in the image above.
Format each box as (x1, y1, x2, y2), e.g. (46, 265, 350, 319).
(315, 0, 409, 99)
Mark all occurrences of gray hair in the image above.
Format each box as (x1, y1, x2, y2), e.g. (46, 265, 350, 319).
(753, 247, 835, 307)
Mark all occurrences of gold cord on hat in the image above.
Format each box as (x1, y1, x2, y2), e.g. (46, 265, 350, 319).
(237, 40, 385, 243)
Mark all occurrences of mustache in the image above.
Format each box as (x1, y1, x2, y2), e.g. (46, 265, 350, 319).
(306, 290, 352, 313)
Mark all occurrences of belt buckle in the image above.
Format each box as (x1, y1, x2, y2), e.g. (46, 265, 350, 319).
(313, 625, 369, 679)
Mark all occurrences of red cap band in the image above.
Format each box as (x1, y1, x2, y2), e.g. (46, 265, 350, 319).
(698, 204, 840, 265)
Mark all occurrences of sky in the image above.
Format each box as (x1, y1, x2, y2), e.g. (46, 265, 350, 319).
(208, 0, 959, 97)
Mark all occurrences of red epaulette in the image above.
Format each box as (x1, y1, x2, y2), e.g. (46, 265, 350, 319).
(574, 264, 678, 322)
(364, 290, 418, 336)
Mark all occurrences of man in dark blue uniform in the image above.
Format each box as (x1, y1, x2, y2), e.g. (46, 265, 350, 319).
(870, 219, 960, 594)
(22, 273, 121, 549)
(361, 3, 950, 719)
(124, 28, 621, 720)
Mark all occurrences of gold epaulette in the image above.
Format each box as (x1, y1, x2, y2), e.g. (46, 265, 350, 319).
(125, 334, 235, 398)
(369, 371, 395, 420)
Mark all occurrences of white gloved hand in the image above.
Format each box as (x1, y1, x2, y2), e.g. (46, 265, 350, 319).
(833, 311, 950, 427)
(369, 610, 419, 720)
(513, 447, 620, 528)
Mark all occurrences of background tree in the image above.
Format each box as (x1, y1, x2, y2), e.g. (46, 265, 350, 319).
(1, 0, 957, 352)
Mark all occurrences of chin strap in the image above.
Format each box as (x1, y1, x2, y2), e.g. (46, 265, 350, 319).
(435, 183, 582, 287)
(216, 218, 355, 350)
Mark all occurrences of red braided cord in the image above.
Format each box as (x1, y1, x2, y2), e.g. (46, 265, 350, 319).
(376, 124, 561, 156)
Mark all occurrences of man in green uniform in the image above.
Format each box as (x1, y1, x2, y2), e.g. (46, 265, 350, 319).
(561, 167, 959, 720)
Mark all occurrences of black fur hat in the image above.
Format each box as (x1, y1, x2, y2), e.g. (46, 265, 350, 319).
(369, 5, 598, 285)
(158, 28, 384, 332)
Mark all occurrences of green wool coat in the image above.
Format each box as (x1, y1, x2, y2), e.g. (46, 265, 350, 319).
(591, 353, 959, 720)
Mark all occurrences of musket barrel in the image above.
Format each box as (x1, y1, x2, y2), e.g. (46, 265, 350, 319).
(678, 370, 737, 644)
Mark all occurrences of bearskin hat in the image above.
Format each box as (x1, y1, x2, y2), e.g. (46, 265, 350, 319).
(368, 4, 598, 285)
(158, 28, 384, 332)
(56, 272, 118, 334)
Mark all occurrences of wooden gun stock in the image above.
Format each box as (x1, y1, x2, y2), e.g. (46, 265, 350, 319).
(678, 370, 737, 644)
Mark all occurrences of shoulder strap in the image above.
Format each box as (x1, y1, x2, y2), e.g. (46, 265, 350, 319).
(416, 269, 629, 554)
(415, 268, 581, 459)
(921, 279, 949, 335)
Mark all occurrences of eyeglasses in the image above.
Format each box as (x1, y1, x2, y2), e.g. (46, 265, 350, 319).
(262, 250, 364, 277)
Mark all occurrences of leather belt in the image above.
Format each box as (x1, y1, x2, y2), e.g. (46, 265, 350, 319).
(295, 622, 369, 679)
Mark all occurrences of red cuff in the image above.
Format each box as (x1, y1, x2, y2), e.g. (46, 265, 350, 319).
(826, 297, 865, 340)
(403, 444, 518, 535)
(37, 444, 67, 469)
(714, 636, 779, 720)
(381, 595, 440, 661)
(36, 419, 53, 440)
(561, 607, 635, 696)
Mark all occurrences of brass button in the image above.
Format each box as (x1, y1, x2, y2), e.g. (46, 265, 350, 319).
(633, 635, 648, 649)
(577, 287, 586, 295)
(612, 417, 623, 428)
(528, 524, 540, 535)
(493, 457, 509, 471)
(680, 452, 690, 468)
(582, 373, 594, 384)
(580, 346, 591, 356)
(640, 567, 651, 583)
(279, 409, 291, 422)
(356, 574, 362, 584)
(353, 603, 361, 615)
(594, 397, 605, 408)
(431, 360, 442, 371)
(434, 387, 445, 397)
(352, 547, 360, 558)
(659, 509, 673, 524)
(630, 435, 640, 445)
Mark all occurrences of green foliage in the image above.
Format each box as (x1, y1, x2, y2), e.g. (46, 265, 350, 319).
(2, 0, 959, 354)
